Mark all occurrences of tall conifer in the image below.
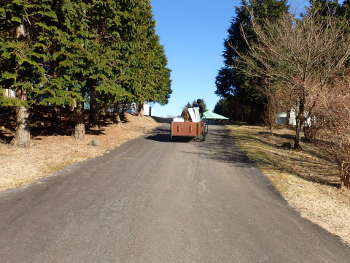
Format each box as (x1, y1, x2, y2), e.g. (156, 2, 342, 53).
(215, 0, 289, 123)
(119, 0, 171, 113)
(1, 0, 171, 144)
(0, 0, 56, 146)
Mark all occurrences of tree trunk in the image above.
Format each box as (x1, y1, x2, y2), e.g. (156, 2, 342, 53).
(295, 122, 302, 149)
(286, 110, 291, 126)
(11, 27, 31, 147)
(116, 113, 121, 123)
(89, 87, 98, 127)
(74, 103, 85, 140)
(265, 95, 276, 136)
(265, 105, 273, 135)
(341, 162, 350, 189)
(294, 100, 305, 150)
(115, 103, 123, 124)
(137, 103, 144, 117)
(11, 106, 31, 147)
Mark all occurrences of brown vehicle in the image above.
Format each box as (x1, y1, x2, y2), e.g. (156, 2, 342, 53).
(170, 121, 207, 141)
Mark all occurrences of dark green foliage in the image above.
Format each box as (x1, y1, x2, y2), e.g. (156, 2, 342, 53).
(215, 0, 289, 123)
(309, 0, 342, 17)
(214, 96, 256, 122)
(184, 102, 192, 110)
(0, 0, 171, 142)
(83, 0, 171, 120)
(118, 0, 171, 106)
(0, 0, 55, 106)
(342, 0, 350, 17)
(214, 98, 233, 118)
(183, 99, 207, 118)
(194, 99, 207, 116)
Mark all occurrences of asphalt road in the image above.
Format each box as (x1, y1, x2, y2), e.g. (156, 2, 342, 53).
(0, 125, 349, 263)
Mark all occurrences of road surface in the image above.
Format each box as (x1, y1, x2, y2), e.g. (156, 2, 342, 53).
(0, 125, 349, 262)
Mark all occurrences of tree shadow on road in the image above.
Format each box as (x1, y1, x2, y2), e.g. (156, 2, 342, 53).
(185, 126, 257, 168)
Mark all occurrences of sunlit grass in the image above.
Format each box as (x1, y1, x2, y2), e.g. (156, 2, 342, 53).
(229, 124, 350, 245)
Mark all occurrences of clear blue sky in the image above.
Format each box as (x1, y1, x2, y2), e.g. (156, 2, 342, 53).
(151, 0, 308, 117)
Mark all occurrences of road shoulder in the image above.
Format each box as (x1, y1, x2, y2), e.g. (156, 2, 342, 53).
(228, 124, 350, 245)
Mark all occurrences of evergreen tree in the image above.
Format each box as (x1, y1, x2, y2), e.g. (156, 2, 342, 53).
(42, 0, 93, 139)
(214, 98, 236, 119)
(195, 99, 207, 116)
(84, 0, 171, 118)
(215, 0, 289, 123)
(118, 0, 171, 114)
(309, 0, 341, 17)
(342, 0, 350, 17)
(0, 0, 56, 146)
(0, 1, 95, 141)
(86, 0, 132, 125)
(150, 43, 172, 105)
(0, 0, 172, 144)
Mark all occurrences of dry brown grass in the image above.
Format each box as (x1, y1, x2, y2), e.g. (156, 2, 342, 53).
(0, 113, 160, 191)
(229, 125, 350, 244)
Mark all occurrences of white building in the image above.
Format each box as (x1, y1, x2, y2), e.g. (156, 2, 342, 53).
(276, 109, 312, 126)
(276, 110, 296, 126)
(143, 103, 153, 116)
(127, 103, 153, 116)
(3, 89, 16, 98)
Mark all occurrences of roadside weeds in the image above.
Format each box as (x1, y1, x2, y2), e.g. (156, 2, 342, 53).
(229, 125, 350, 245)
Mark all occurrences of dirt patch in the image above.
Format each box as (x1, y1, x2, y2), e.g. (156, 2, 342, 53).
(229, 125, 350, 245)
(0, 114, 160, 191)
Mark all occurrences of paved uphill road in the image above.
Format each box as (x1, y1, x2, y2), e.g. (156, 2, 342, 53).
(0, 125, 349, 262)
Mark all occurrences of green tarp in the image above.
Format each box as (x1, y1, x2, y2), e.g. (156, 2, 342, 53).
(202, 110, 229, 120)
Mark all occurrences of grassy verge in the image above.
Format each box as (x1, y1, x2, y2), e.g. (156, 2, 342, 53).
(0, 114, 160, 192)
(229, 125, 350, 244)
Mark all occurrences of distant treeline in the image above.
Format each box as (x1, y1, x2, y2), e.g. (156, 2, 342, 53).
(0, 0, 171, 146)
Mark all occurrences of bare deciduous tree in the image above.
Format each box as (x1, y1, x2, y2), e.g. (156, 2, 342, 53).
(313, 78, 350, 187)
(264, 86, 284, 135)
(236, 9, 350, 149)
